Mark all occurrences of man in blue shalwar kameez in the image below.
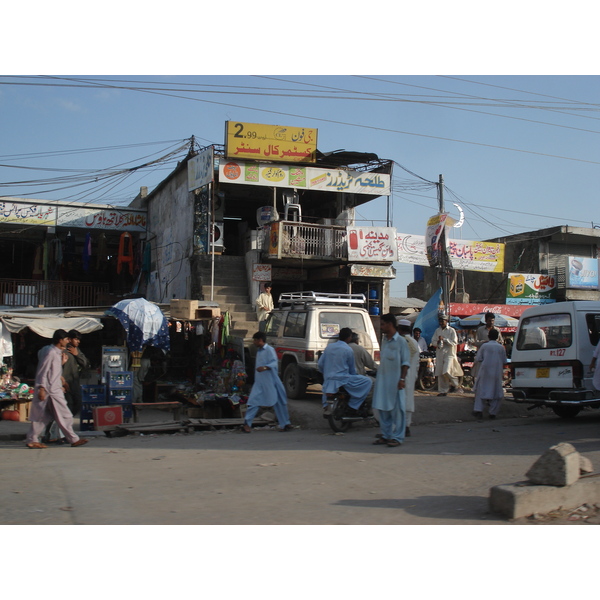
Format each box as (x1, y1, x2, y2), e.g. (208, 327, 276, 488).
(241, 331, 293, 433)
(318, 327, 372, 415)
(372, 313, 410, 448)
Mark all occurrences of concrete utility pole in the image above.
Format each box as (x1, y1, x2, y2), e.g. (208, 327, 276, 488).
(438, 174, 450, 313)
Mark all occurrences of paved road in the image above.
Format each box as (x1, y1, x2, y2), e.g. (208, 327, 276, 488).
(3, 397, 600, 525)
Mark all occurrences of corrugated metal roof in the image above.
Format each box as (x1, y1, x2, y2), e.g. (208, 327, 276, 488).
(389, 297, 426, 309)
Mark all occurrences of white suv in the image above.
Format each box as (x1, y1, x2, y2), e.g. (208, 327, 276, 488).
(264, 291, 380, 398)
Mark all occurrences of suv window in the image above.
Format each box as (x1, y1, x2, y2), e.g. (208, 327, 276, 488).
(585, 313, 600, 346)
(283, 312, 307, 338)
(516, 313, 571, 350)
(318, 311, 367, 339)
(265, 311, 285, 336)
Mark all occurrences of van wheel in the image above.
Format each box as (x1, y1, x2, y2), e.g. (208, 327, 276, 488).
(552, 406, 581, 419)
(283, 363, 307, 399)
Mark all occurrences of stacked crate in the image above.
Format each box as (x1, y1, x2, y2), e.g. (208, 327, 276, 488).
(80, 385, 106, 431)
(105, 371, 133, 421)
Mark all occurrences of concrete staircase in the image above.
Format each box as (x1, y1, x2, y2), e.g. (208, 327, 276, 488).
(198, 255, 258, 339)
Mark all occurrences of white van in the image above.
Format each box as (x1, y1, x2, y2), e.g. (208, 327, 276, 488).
(510, 301, 600, 418)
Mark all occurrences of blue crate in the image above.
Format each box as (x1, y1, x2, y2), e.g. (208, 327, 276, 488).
(107, 388, 133, 405)
(81, 385, 106, 405)
(79, 406, 95, 431)
(105, 371, 133, 389)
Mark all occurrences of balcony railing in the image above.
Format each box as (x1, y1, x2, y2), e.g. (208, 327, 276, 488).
(0, 279, 109, 308)
(260, 221, 347, 260)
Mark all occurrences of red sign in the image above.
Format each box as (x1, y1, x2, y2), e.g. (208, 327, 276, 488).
(449, 303, 532, 317)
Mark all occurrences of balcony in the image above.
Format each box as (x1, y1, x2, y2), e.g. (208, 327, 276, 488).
(259, 221, 347, 261)
(0, 278, 110, 308)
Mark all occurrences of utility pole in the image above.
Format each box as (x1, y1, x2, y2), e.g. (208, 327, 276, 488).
(438, 174, 450, 314)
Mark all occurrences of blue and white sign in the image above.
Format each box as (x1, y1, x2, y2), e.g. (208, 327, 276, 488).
(566, 256, 599, 289)
(188, 147, 214, 192)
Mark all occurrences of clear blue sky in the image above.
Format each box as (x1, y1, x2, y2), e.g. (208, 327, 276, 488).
(3, 7, 599, 300)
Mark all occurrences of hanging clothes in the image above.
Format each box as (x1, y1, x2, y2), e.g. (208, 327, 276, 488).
(117, 232, 134, 275)
(82, 233, 92, 272)
(48, 237, 63, 280)
(32, 245, 44, 279)
(64, 231, 76, 264)
(96, 232, 108, 268)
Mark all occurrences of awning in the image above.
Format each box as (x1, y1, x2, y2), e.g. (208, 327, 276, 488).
(0, 315, 103, 338)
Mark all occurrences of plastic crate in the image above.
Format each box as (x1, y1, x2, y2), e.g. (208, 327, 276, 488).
(81, 385, 106, 405)
(107, 388, 133, 405)
(105, 371, 133, 389)
(80, 406, 95, 431)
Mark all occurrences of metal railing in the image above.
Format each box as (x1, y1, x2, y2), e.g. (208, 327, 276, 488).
(260, 221, 347, 260)
(0, 278, 109, 308)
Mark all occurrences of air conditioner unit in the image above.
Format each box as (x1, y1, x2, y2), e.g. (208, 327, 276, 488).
(211, 222, 224, 251)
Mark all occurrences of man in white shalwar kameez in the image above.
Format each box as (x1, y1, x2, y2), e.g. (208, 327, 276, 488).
(432, 314, 463, 396)
(318, 328, 372, 415)
(372, 313, 410, 447)
(472, 329, 506, 420)
(397, 319, 419, 437)
(241, 332, 292, 433)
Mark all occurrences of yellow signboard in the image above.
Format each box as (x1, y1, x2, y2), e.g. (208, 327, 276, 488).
(225, 121, 317, 163)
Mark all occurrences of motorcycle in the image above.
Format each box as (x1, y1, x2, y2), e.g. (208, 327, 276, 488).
(416, 351, 436, 391)
(324, 371, 378, 433)
(457, 349, 477, 390)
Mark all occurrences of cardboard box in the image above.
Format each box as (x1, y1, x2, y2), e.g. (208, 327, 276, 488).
(93, 405, 124, 431)
(170, 299, 199, 320)
(195, 307, 221, 320)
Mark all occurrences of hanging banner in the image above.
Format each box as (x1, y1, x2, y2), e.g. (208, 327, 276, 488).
(225, 121, 317, 163)
(0, 201, 56, 225)
(347, 226, 397, 262)
(397, 233, 505, 273)
(565, 257, 599, 290)
(425, 214, 449, 267)
(219, 160, 390, 195)
(188, 147, 214, 191)
(506, 273, 558, 304)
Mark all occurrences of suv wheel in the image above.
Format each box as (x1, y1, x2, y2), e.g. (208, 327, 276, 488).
(283, 363, 307, 399)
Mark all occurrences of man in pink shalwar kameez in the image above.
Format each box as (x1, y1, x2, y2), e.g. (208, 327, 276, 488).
(25, 329, 88, 449)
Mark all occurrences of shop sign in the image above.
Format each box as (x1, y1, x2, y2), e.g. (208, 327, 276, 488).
(397, 232, 504, 273)
(449, 303, 532, 317)
(58, 207, 147, 231)
(219, 160, 390, 196)
(565, 257, 599, 290)
(0, 201, 56, 225)
(350, 264, 396, 279)
(188, 147, 214, 191)
(271, 267, 307, 281)
(225, 121, 317, 163)
(347, 227, 397, 262)
(252, 263, 272, 282)
(506, 273, 557, 305)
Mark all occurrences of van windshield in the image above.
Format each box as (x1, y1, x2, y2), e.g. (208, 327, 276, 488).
(319, 312, 366, 339)
(516, 313, 571, 351)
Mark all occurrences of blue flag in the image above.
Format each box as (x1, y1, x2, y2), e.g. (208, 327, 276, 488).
(413, 287, 443, 345)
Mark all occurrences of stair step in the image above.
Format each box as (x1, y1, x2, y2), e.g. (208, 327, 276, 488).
(201, 285, 249, 296)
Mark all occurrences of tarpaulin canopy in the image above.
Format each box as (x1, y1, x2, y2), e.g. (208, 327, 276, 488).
(0, 315, 103, 338)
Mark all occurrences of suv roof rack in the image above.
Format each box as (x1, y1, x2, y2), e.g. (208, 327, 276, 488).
(278, 291, 366, 307)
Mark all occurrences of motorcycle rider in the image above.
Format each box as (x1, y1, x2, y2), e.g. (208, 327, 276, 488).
(318, 328, 372, 416)
(413, 327, 429, 353)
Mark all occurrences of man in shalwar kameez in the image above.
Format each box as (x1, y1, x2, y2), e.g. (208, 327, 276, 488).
(317, 328, 372, 416)
(372, 313, 411, 448)
(25, 329, 88, 449)
(241, 331, 293, 433)
(432, 314, 463, 396)
(472, 329, 507, 420)
(397, 319, 420, 437)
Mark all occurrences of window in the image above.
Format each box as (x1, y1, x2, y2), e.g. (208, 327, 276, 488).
(585, 313, 600, 347)
(516, 313, 571, 350)
(265, 311, 285, 336)
(318, 312, 366, 339)
(283, 312, 307, 338)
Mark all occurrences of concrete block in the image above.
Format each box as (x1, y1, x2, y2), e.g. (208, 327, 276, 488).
(526, 442, 580, 486)
(580, 455, 594, 474)
(489, 476, 600, 519)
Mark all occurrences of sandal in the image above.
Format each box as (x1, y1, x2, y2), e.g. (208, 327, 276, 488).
(372, 438, 389, 445)
(279, 424, 294, 431)
(386, 440, 402, 447)
(71, 439, 88, 447)
(240, 424, 251, 433)
(26, 442, 47, 449)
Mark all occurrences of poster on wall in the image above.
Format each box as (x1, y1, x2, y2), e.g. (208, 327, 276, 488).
(506, 273, 557, 304)
(347, 227, 397, 262)
(252, 263, 272, 282)
(225, 121, 317, 163)
(565, 257, 599, 290)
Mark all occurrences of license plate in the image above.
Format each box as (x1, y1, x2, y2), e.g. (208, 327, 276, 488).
(536, 367, 550, 378)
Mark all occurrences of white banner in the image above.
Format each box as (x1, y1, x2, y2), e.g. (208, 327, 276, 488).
(347, 226, 398, 261)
